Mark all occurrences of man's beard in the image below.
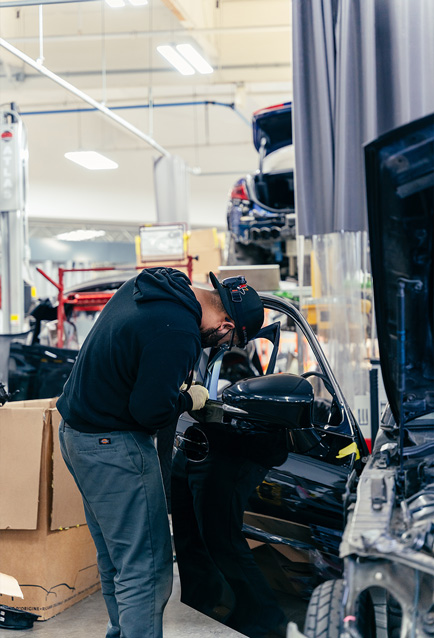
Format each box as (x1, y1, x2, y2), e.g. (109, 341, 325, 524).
(200, 327, 231, 348)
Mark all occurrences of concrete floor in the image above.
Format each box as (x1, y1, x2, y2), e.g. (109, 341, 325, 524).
(0, 566, 245, 638)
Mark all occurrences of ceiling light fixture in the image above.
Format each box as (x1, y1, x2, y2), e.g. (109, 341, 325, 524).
(157, 45, 195, 76)
(56, 230, 107, 242)
(64, 151, 118, 170)
(104, 0, 125, 7)
(104, 0, 148, 6)
(176, 44, 214, 74)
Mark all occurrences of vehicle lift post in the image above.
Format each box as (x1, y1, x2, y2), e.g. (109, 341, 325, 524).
(0, 105, 29, 335)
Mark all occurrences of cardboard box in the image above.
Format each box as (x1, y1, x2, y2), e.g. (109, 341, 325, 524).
(189, 228, 222, 281)
(218, 264, 281, 291)
(136, 227, 222, 284)
(0, 399, 100, 619)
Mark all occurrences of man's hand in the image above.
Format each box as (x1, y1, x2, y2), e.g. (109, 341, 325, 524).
(187, 385, 209, 410)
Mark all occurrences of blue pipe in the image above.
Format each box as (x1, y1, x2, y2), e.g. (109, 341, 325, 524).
(21, 100, 252, 127)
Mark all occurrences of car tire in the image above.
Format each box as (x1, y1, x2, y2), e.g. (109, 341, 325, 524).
(386, 595, 401, 638)
(303, 579, 377, 638)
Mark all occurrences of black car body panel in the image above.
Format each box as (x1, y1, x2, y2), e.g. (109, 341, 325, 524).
(319, 114, 434, 638)
(365, 113, 434, 425)
(226, 104, 296, 278)
(9, 342, 78, 400)
(252, 102, 293, 155)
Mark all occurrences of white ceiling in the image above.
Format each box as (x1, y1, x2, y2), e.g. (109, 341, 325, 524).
(0, 0, 292, 234)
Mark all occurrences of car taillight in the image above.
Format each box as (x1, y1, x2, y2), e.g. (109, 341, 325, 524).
(230, 181, 249, 202)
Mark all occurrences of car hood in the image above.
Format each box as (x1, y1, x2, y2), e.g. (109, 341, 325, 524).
(252, 102, 292, 155)
(365, 112, 434, 426)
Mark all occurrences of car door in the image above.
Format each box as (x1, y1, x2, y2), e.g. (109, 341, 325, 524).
(175, 293, 368, 580)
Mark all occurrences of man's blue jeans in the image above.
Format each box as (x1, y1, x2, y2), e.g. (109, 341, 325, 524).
(59, 420, 173, 638)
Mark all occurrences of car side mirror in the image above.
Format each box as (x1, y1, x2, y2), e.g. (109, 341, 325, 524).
(222, 373, 313, 429)
(222, 374, 328, 455)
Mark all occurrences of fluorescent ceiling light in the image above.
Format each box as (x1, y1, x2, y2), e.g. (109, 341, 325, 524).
(57, 230, 107, 242)
(104, 0, 147, 5)
(157, 45, 195, 76)
(65, 151, 118, 170)
(176, 44, 213, 74)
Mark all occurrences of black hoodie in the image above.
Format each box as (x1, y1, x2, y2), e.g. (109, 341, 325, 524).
(57, 268, 202, 434)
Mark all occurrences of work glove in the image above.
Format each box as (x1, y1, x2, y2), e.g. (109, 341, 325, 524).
(186, 385, 209, 411)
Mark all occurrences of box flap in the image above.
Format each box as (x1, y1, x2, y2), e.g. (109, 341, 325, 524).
(51, 410, 86, 530)
(0, 572, 23, 598)
(0, 408, 44, 529)
(9, 398, 58, 409)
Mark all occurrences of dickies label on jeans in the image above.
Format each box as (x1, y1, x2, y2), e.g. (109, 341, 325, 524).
(99, 438, 111, 445)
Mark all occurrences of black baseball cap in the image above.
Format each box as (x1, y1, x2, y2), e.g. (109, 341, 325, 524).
(209, 272, 264, 347)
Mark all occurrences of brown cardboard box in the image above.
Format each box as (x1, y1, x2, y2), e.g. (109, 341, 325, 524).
(136, 227, 222, 284)
(189, 228, 222, 283)
(0, 399, 100, 619)
(218, 264, 281, 292)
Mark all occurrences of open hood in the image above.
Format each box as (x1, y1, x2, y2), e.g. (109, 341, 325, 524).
(252, 102, 292, 155)
(365, 113, 434, 426)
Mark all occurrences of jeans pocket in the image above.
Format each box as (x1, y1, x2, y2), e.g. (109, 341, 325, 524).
(124, 432, 145, 475)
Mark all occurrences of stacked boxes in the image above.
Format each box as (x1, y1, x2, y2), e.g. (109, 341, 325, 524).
(0, 399, 100, 620)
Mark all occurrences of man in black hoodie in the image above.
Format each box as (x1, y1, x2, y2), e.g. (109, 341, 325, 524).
(57, 267, 263, 638)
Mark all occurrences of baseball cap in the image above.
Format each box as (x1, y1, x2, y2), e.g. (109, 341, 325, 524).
(209, 272, 264, 347)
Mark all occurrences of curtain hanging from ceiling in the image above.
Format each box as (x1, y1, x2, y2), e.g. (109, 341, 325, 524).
(293, 0, 434, 237)
(292, 0, 434, 413)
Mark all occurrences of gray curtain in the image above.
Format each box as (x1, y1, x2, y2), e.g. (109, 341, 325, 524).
(293, 0, 434, 236)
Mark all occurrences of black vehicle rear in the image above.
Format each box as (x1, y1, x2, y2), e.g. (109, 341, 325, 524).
(226, 103, 296, 278)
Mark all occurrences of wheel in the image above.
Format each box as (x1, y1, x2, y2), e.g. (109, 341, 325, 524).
(303, 579, 377, 638)
(386, 594, 401, 638)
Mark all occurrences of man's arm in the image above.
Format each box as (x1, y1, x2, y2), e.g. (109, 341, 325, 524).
(128, 330, 200, 432)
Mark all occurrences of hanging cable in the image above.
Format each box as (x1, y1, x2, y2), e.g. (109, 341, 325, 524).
(37, 4, 44, 65)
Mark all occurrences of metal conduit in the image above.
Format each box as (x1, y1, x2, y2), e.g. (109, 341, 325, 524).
(0, 37, 172, 157)
(20, 100, 252, 127)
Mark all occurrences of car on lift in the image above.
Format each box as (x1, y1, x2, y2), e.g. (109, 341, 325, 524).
(226, 102, 296, 279)
(303, 112, 434, 638)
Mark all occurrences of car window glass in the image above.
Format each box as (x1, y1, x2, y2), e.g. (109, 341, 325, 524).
(212, 306, 340, 426)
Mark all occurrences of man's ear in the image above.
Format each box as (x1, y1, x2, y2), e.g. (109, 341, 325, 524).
(221, 318, 235, 331)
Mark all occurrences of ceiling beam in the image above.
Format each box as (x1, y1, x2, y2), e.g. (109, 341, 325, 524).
(5, 24, 290, 43)
(0, 0, 98, 6)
